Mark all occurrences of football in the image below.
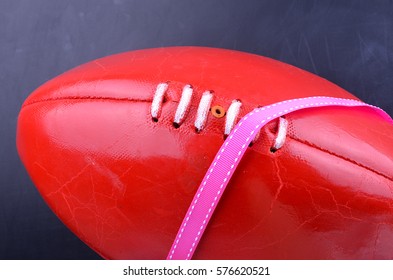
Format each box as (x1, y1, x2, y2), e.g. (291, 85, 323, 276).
(17, 47, 393, 259)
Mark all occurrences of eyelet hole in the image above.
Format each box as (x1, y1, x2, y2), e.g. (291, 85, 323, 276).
(211, 105, 226, 118)
(270, 147, 277, 153)
(173, 122, 180, 129)
(152, 117, 158, 122)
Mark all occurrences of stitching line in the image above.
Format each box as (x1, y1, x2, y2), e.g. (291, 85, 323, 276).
(288, 135, 393, 182)
(22, 96, 153, 108)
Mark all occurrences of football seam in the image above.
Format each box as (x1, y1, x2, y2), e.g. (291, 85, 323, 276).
(21, 95, 152, 108)
(288, 134, 393, 182)
(20, 96, 392, 183)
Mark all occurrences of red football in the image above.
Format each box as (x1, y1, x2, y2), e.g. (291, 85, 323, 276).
(17, 47, 393, 259)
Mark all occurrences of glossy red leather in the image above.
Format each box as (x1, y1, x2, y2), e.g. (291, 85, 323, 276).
(17, 47, 393, 259)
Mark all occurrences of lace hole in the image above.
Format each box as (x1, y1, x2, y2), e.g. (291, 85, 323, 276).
(211, 105, 226, 118)
(270, 147, 277, 153)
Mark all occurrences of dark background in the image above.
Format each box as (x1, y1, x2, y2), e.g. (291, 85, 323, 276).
(1, 0, 393, 259)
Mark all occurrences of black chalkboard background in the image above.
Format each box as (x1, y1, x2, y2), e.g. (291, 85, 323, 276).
(1, 0, 393, 259)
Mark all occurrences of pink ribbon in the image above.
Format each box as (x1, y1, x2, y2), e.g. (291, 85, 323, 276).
(167, 96, 393, 260)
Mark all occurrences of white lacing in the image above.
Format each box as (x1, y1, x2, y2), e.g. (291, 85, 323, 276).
(271, 117, 288, 152)
(150, 83, 288, 151)
(173, 84, 193, 127)
(195, 91, 213, 132)
(151, 82, 168, 121)
(224, 100, 242, 137)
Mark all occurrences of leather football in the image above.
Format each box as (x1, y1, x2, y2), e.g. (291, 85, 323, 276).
(17, 47, 393, 259)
